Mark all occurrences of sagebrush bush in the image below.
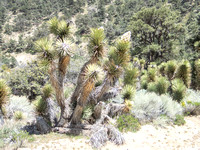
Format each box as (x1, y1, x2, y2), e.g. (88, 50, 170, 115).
(116, 114, 140, 132)
(132, 90, 183, 123)
(6, 96, 35, 120)
(182, 89, 200, 115)
(171, 79, 186, 102)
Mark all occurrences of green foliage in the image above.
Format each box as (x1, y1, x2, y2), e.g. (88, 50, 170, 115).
(175, 60, 191, 88)
(147, 68, 157, 82)
(116, 114, 140, 133)
(123, 64, 139, 86)
(129, 6, 184, 63)
(33, 96, 47, 115)
(148, 76, 170, 95)
(82, 105, 93, 120)
(174, 115, 186, 126)
(171, 79, 186, 102)
(88, 28, 105, 59)
(0, 79, 9, 108)
(42, 84, 54, 99)
(165, 60, 177, 80)
(121, 85, 135, 101)
(194, 59, 200, 90)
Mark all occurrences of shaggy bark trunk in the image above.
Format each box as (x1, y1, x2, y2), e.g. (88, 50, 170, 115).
(70, 58, 97, 107)
(49, 55, 71, 126)
(71, 79, 95, 124)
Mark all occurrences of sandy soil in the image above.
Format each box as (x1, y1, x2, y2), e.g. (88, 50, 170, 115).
(20, 116, 200, 150)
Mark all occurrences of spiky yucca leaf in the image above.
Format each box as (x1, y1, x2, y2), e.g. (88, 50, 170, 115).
(175, 60, 191, 88)
(124, 64, 139, 86)
(158, 62, 166, 76)
(35, 38, 56, 61)
(123, 100, 134, 113)
(172, 79, 186, 102)
(141, 74, 148, 89)
(156, 77, 170, 95)
(122, 85, 135, 100)
(166, 60, 177, 80)
(42, 84, 54, 99)
(48, 17, 59, 35)
(104, 60, 123, 83)
(88, 28, 105, 59)
(0, 79, 9, 107)
(48, 17, 70, 41)
(84, 64, 104, 82)
(33, 96, 47, 114)
(147, 68, 157, 82)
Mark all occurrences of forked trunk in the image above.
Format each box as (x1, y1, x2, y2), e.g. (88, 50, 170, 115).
(70, 58, 97, 106)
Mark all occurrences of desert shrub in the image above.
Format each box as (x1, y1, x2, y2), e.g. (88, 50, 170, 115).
(82, 105, 94, 120)
(116, 114, 140, 132)
(147, 68, 157, 82)
(182, 89, 200, 115)
(42, 84, 53, 99)
(6, 96, 35, 120)
(0, 53, 17, 68)
(174, 115, 186, 126)
(141, 74, 148, 89)
(14, 111, 23, 120)
(171, 79, 186, 102)
(158, 62, 166, 76)
(3, 62, 48, 100)
(33, 96, 46, 115)
(132, 90, 183, 123)
(175, 60, 191, 88)
(0, 120, 34, 149)
(147, 76, 170, 95)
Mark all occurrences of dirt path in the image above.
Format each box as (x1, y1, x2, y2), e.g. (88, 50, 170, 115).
(23, 116, 200, 150)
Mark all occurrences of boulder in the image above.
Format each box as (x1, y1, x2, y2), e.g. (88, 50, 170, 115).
(36, 116, 51, 134)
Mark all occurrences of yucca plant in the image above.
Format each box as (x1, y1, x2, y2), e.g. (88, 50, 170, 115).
(141, 74, 148, 89)
(123, 63, 139, 86)
(175, 60, 191, 88)
(70, 27, 105, 107)
(0, 79, 9, 115)
(195, 59, 200, 90)
(71, 64, 104, 124)
(42, 84, 54, 99)
(147, 67, 157, 82)
(121, 85, 135, 100)
(33, 96, 47, 115)
(172, 79, 186, 102)
(148, 76, 170, 95)
(158, 62, 166, 76)
(165, 60, 177, 81)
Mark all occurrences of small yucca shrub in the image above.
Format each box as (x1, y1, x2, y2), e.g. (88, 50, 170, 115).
(195, 59, 200, 90)
(141, 74, 148, 89)
(123, 64, 139, 86)
(147, 68, 157, 82)
(121, 85, 135, 100)
(0, 79, 9, 110)
(175, 60, 191, 88)
(165, 60, 177, 80)
(147, 77, 170, 95)
(42, 84, 54, 99)
(158, 62, 166, 76)
(14, 111, 24, 120)
(171, 79, 186, 102)
(33, 96, 47, 115)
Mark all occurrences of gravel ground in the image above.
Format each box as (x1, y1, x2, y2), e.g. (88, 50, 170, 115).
(20, 116, 200, 150)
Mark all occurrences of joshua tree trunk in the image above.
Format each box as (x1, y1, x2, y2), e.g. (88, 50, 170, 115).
(48, 55, 71, 126)
(70, 58, 97, 107)
(71, 79, 95, 124)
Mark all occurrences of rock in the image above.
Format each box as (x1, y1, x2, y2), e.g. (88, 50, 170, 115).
(192, 106, 200, 115)
(36, 116, 51, 134)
